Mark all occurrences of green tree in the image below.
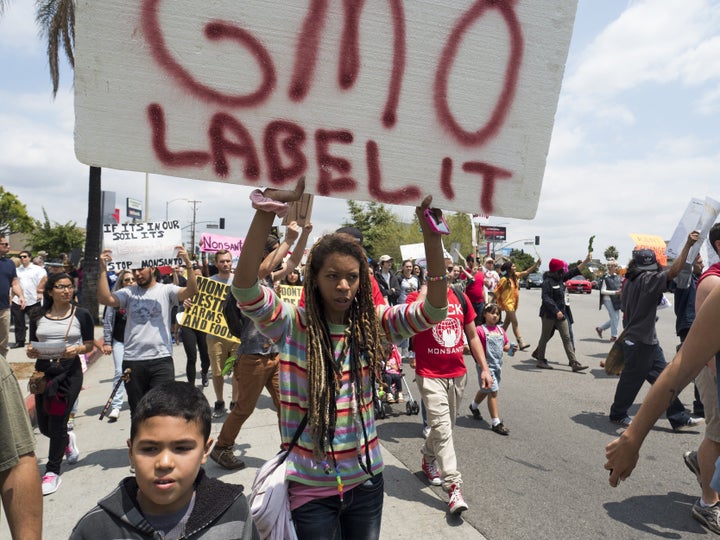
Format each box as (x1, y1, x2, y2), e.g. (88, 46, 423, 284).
(343, 201, 403, 260)
(0, 187, 34, 236)
(604, 245, 619, 261)
(28, 209, 85, 255)
(509, 249, 536, 272)
(33, 0, 103, 322)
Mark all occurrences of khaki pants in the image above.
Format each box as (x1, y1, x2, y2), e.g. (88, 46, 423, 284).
(417, 373, 467, 490)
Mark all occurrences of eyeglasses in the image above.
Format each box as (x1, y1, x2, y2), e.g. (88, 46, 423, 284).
(53, 283, 74, 290)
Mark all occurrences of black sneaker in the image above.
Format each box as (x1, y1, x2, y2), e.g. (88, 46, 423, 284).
(212, 401, 226, 418)
(491, 422, 509, 436)
(672, 416, 704, 432)
(469, 404, 482, 421)
(201, 372, 209, 387)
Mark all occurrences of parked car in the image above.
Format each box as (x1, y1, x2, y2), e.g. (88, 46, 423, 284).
(565, 275, 592, 294)
(524, 272, 544, 289)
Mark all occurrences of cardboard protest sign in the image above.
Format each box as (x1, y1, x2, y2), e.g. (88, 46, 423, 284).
(103, 221, 183, 271)
(74, 0, 577, 218)
(180, 276, 240, 342)
(282, 194, 314, 227)
(200, 232, 244, 257)
(629, 234, 667, 267)
(278, 284, 303, 306)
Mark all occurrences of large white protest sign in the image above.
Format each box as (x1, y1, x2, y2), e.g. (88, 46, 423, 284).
(667, 197, 720, 266)
(103, 221, 183, 271)
(75, 1, 577, 218)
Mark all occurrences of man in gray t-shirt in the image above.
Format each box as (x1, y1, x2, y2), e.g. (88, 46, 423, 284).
(609, 234, 701, 431)
(98, 247, 198, 415)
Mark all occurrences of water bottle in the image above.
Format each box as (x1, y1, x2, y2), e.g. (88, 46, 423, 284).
(508, 343, 517, 357)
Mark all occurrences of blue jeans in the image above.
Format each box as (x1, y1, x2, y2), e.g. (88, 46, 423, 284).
(111, 341, 126, 410)
(292, 474, 384, 540)
(600, 297, 620, 338)
(610, 341, 688, 426)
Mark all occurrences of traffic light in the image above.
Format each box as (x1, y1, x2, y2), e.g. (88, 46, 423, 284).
(219, 217, 225, 229)
(535, 236, 540, 245)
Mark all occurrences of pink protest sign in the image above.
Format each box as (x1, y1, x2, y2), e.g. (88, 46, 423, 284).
(74, 1, 577, 218)
(199, 232, 244, 257)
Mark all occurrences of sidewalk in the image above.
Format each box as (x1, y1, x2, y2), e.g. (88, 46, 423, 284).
(1, 338, 486, 540)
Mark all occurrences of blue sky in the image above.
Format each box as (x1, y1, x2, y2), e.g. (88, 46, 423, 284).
(1, 0, 720, 267)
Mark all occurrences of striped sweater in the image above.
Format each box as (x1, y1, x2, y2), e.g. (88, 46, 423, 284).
(232, 281, 446, 488)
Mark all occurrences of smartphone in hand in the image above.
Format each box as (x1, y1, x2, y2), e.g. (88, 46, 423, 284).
(423, 208, 450, 235)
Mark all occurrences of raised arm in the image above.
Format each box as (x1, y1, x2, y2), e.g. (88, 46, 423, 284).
(260, 221, 300, 281)
(98, 250, 120, 308)
(667, 231, 699, 281)
(415, 197, 448, 311)
(176, 246, 198, 302)
(234, 178, 306, 289)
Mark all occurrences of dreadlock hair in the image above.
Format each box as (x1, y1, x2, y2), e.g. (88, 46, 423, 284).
(302, 232, 384, 462)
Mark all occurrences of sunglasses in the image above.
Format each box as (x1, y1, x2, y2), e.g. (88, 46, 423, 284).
(20, 255, 29, 259)
(0, 242, 8, 246)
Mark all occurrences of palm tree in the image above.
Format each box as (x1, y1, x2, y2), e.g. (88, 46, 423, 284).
(34, 0, 102, 323)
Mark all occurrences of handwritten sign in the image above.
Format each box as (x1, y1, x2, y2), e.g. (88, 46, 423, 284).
(180, 276, 240, 342)
(74, 0, 577, 218)
(103, 221, 182, 271)
(200, 232, 244, 257)
(278, 284, 302, 306)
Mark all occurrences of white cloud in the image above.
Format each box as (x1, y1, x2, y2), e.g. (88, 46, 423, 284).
(0, 1, 42, 53)
(565, 0, 720, 111)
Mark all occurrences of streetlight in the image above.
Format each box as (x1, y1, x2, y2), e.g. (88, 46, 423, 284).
(165, 198, 190, 221)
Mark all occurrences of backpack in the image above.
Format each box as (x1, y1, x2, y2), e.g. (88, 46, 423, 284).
(450, 284, 469, 317)
(222, 289, 248, 339)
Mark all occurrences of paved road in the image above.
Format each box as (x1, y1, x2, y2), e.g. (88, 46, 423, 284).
(1, 287, 710, 539)
(380, 288, 709, 539)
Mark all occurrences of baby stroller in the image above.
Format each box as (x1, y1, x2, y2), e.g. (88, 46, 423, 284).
(401, 372, 420, 416)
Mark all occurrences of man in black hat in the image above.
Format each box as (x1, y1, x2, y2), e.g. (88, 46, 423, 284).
(609, 231, 703, 431)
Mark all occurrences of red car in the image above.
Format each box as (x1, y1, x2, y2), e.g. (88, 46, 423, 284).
(565, 275, 592, 294)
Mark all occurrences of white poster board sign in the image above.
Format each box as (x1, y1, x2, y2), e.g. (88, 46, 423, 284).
(103, 221, 183, 271)
(666, 197, 720, 263)
(75, 0, 578, 218)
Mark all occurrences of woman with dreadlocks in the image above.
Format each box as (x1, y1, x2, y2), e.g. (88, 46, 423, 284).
(230, 178, 449, 539)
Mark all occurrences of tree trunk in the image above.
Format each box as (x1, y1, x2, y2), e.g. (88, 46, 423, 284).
(79, 165, 102, 324)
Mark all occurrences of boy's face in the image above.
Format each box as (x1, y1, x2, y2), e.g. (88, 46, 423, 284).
(128, 416, 212, 515)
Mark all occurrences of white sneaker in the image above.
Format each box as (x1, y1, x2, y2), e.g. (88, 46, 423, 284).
(41, 472, 61, 496)
(65, 431, 79, 464)
(386, 393, 396, 403)
(108, 408, 120, 422)
(397, 392, 404, 403)
(422, 425, 431, 439)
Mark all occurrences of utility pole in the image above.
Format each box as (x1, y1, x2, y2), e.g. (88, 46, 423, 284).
(189, 200, 201, 259)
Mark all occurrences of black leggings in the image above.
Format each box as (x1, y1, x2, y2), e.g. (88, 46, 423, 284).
(35, 358, 83, 475)
(181, 327, 210, 383)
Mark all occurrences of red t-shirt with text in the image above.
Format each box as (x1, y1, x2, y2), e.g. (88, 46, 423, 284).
(409, 289, 475, 379)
